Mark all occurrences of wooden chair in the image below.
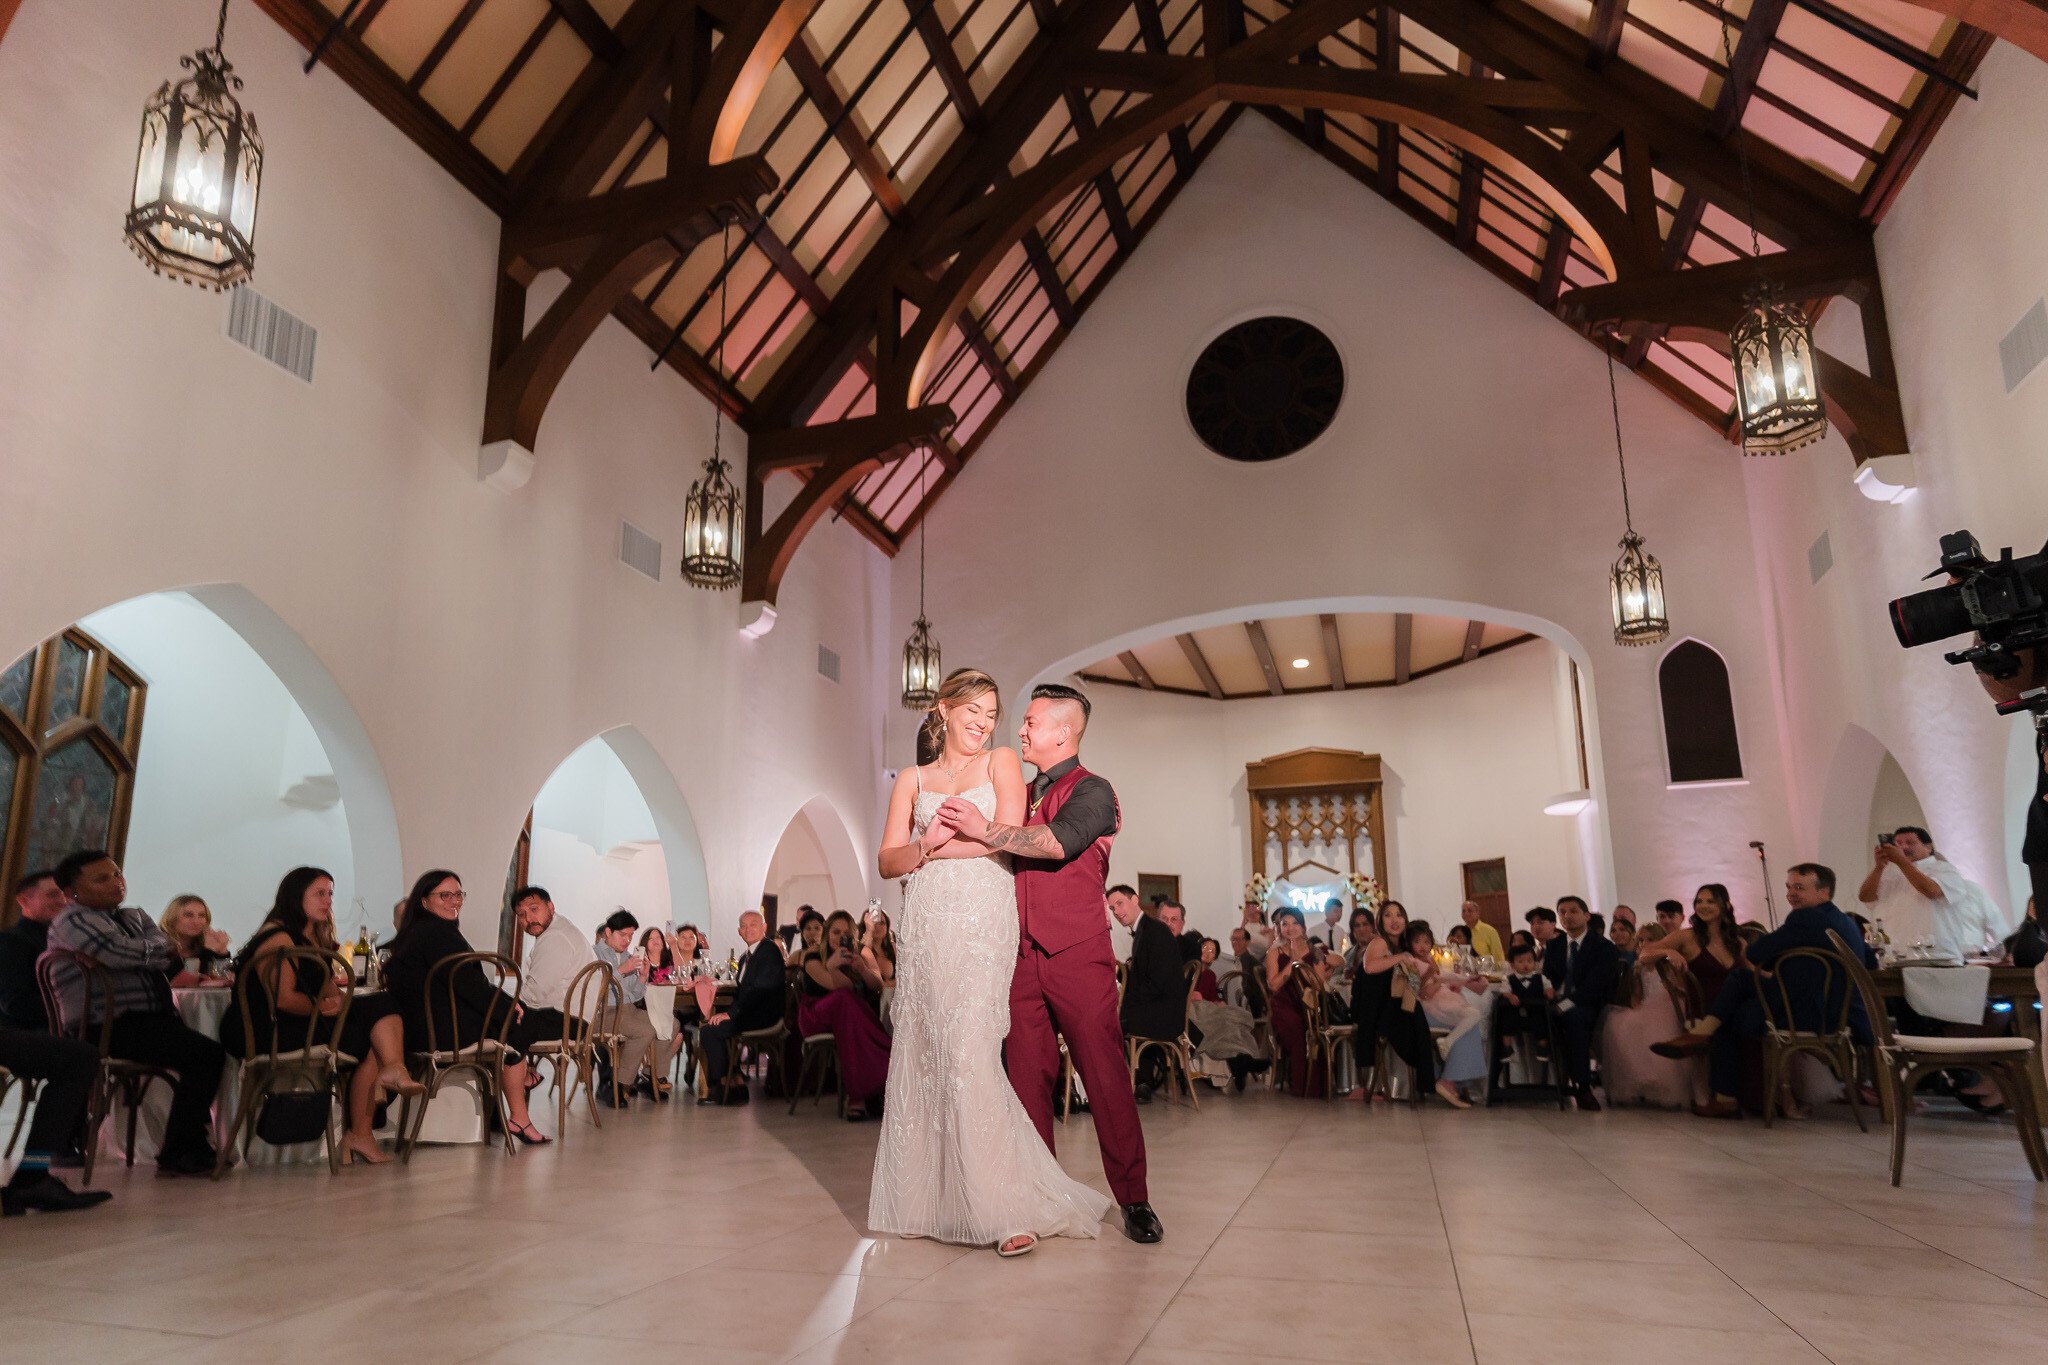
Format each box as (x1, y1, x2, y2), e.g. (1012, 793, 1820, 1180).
(397, 951, 520, 1161)
(788, 970, 843, 1116)
(1654, 956, 1706, 1030)
(1126, 959, 1201, 1109)
(1483, 984, 1570, 1111)
(721, 971, 794, 1099)
(214, 946, 355, 1177)
(526, 960, 619, 1131)
(1753, 946, 1867, 1132)
(1, 1066, 38, 1159)
(36, 948, 180, 1183)
(1828, 929, 2046, 1186)
(1316, 985, 1357, 1100)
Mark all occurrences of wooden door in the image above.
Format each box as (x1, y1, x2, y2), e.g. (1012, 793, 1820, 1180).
(1462, 858, 1511, 940)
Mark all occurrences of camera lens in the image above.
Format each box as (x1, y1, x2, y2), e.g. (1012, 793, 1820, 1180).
(1890, 583, 1973, 648)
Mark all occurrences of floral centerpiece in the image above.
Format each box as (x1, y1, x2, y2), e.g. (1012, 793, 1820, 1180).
(1242, 873, 1274, 909)
(1346, 873, 1382, 914)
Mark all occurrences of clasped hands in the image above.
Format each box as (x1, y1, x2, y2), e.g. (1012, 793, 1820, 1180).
(925, 795, 994, 853)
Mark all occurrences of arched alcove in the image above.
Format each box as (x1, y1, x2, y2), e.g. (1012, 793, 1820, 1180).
(763, 795, 869, 922)
(521, 726, 709, 944)
(1657, 638, 1744, 785)
(1020, 595, 1612, 926)
(1817, 722, 1934, 893)
(0, 585, 403, 942)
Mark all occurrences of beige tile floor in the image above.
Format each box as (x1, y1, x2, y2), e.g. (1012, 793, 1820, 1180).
(3, 1087, 2045, 1363)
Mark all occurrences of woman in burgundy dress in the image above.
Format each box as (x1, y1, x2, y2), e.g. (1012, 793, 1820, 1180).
(1263, 908, 1330, 1097)
(1633, 884, 1743, 1104)
(798, 910, 892, 1120)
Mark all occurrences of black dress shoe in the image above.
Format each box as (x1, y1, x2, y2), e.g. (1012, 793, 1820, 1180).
(1574, 1087, 1603, 1113)
(1133, 1084, 1154, 1106)
(48, 1149, 86, 1171)
(1120, 1202, 1163, 1244)
(155, 1148, 217, 1178)
(2, 1173, 114, 1216)
(695, 1093, 723, 1106)
(721, 1086, 750, 1106)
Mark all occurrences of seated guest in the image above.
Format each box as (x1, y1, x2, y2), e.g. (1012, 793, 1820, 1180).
(1345, 909, 1377, 967)
(1654, 899, 1686, 938)
(382, 870, 552, 1145)
(1446, 924, 1472, 948)
(514, 885, 593, 1033)
(1858, 825, 2007, 960)
(1492, 940, 1553, 1061)
(798, 910, 891, 1120)
(222, 867, 422, 1165)
(640, 927, 685, 1100)
(792, 907, 826, 964)
(1460, 901, 1505, 961)
(860, 908, 898, 989)
(1351, 903, 1456, 1106)
(1543, 895, 1621, 1112)
(1263, 907, 1330, 1097)
(1610, 916, 1637, 958)
(1526, 906, 1559, 952)
(1236, 900, 1273, 965)
(1653, 864, 1874, 1118)
(1405, 922, 1482, 1108)
(698, 910, 785, 1104)
(592, 911, 670, 1104)
(43, 850, 226, 1175)
(0, 868, 63, 1029)
(1120, 891, 1202, 1101)
(1507, 928, 1537, 962)
(1314, 899, 1347, 951)
(1597, 922, 1696, 1110)
(1637, 884, 1744, 1030)
(1225, 926, 1264, 1013)
(1193, 938, 1222, 1001)
(0, 1021, 112, 1214)
(158, 895, 232, 983)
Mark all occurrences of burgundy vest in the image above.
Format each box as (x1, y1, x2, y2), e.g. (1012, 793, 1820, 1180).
(1014, 763, 1119, 955)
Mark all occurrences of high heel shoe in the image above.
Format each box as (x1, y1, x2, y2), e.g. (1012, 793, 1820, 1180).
(996, 1233, 1038, 1258)
(342, 1135, 391, 1166)
(377, 1065, 425, 1098)
(510, 1121, 552, 1146)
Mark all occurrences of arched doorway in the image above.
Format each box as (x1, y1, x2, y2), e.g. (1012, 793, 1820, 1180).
(0, 586, 401, 943)
(1817, 723, 1931, 892)
(761, 796, 869, 941)
(518, 727, 709, 948)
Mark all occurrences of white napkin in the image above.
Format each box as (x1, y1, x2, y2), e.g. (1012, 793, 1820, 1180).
(1901, 964, 1990, 1026)
(645, 984, 676, 1040)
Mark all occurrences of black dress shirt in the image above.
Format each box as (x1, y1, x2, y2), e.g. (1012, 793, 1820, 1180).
(1029, 755, 1117, 861)
(0, 915, 50, 1029)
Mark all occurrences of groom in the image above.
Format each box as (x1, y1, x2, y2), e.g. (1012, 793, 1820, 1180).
(939, 683, 1162, 1244)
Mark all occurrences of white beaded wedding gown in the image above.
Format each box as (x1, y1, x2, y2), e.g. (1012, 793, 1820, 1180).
(868, 781, 1112, 1246)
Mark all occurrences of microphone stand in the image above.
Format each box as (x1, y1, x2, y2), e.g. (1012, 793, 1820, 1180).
(1751, 841, 1780, 930)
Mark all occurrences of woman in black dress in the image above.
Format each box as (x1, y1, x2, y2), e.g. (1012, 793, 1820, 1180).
(221, 866, 423, 1165)
(382, 870, 552, 1145)
(1352, 901, 1460, 1107)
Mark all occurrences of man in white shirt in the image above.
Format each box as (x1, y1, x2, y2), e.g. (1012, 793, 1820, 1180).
(1857, 826, 2008, 960)
(516, 886, 593, 1024)
(1237, 901, 1274, 964)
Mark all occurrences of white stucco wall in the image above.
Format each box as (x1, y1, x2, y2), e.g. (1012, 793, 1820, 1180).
(890, 114, 1798, 918)
(0, 0, 886, 957)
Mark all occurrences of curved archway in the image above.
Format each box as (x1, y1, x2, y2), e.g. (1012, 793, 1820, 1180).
(0, 584, 404, 940)
(522, 726, 710, 941)
(762, 795, 869, 921)
(1019, 594, 1615, 918)
(1816, 722, 1934, 891)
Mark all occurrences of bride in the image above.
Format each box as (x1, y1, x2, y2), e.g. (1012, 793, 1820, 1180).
(869, 668, 1112, 1256)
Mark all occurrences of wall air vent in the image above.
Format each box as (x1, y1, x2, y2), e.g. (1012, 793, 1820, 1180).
(818, 645, 841, 683)
(224, 285, 317, 382)
(618, 520, 662, 582)
(2001, 298, 2048, 395)
(1808, 530, 1833, 585)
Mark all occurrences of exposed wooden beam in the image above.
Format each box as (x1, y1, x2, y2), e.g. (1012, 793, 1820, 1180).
(1860, 25, 1995, 220)
(1118, 651, 1158, 690)
(1586, 0, 1629, 62)
(785, 36, 904, 217)
(1454, 151, 1485, 247)
(1087, 632, 1542, 699)
(1244, 621, 1286, 696)
(1320, 614, 1347, 691)
(502, 161, 772, 275)
(1536, 220, 1573, 308)
(1022, 231, 1080, 329)
(749, 404, 953, 475)
(1709, 0, 1788, 138)
(1135, 0, 1198, 172)
(1462, 619, 1485, 662)
(1393, 613, 1413, 685)
(1561, 238, 1880, 332)
(546, 0, 626, 63)
(913, 2, 982, 122)
(1177, 633, 1226, 700)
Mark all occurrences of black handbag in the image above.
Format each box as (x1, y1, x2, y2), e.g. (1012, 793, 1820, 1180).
(254, 1090, 332, 1146)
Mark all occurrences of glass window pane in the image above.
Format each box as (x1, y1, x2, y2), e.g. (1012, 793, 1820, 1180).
(0, 651, 31, 723)
(99, 673, 133, 745)
(0, 744, 17, 855)
(24, 739, 118, 871)
(46, 637, 89, 733)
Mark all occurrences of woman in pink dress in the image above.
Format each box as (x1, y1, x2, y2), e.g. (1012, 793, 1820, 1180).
(1616, 884, 1743, 1107)
(798, 909, 892, 1120)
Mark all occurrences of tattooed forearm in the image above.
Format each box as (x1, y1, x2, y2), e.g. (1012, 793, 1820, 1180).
(976, 823, 1067, 859)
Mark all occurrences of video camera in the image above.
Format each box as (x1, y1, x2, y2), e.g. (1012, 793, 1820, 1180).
(1889, 530, 2048, 713)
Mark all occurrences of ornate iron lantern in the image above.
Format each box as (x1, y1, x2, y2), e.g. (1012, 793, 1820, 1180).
(126, 0, 262, 289)
(681, 223, 743, 589)
(1604, 344, 1669, 647)
(901, 452, 942, 710)
(1731, 285, 1826, 453)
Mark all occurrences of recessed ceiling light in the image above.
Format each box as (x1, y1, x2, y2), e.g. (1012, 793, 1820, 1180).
(1290, 658, 1310, 669)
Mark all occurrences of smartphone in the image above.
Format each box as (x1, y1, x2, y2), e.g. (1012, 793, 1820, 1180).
(1877, 833, 1895, 846)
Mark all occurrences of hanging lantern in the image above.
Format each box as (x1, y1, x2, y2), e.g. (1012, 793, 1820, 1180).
(1610, 531, 1669, 646)
(126, 0, 262, 289)
(681, 221, 743, 589)
(1602, 343, 1670, 648)
(900, 448, 942, 709)
(1731, 286, 1827, 454)
(901, 615, 941, 711)
(680, 453, 743, 588)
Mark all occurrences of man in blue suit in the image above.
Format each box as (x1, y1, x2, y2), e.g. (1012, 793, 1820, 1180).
(1543, 895, 1623, 1112)
(1652, 863, 1874, 1117)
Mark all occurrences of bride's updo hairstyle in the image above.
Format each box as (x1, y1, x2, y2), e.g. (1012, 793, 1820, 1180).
(922, 668, 1001, 756)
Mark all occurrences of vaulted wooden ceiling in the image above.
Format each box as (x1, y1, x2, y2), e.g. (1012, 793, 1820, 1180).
(256, 0, 2005, 602)
(1079, 610, 1536, 697)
